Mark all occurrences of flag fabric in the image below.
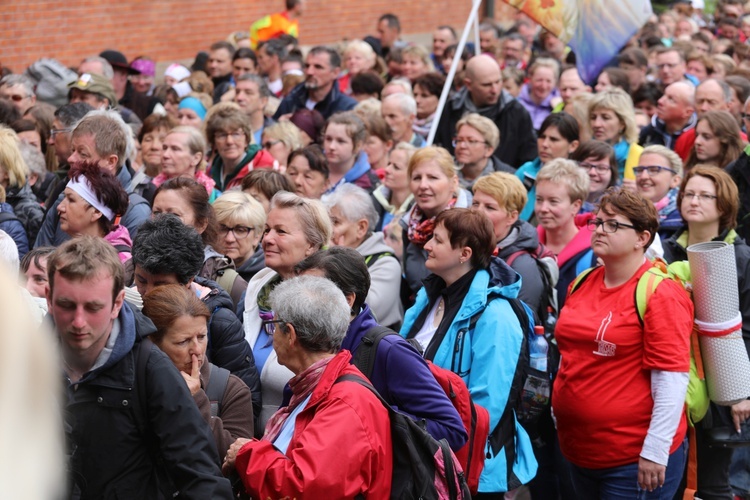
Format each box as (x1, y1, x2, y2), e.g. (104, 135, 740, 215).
(502, 0, 653, 84)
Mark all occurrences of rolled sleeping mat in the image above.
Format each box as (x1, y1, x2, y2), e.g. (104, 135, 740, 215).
(687, 241, 750, 406)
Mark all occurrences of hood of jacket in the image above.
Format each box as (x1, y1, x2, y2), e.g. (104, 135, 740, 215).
(450, 86, 514, 119)
(340, 304, 380, 354)
(356, 232, 393, 258)
(193, 275, 235, 312)
(210, 144, 262, 189)
(104, 224, 133, 261)
(487, 255, 524, 297)
(5, 182, 37, 204)
(537, 212, 595, 267)
(236, 246, 266, 280)
(497, 220, 540, 258)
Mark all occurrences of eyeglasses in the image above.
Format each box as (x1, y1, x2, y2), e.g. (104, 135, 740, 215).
(218, 224, 254, 238)
(742, 113, 750, 121)
(683, 191, 718, 202)
(579, 162, 610, 173)
(586, 218, 637, 233)
(215, 131, 245, 142)
(633, 165, 677, 176)
(1, 93, 29, 102)
(262, 139, 281, 149)
(261, 319, 287, 336)
(50, 127, 72, 137)
(452, 137, 488, 147)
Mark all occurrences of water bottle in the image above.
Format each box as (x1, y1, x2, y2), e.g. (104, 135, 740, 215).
(529, 325, 548, 372)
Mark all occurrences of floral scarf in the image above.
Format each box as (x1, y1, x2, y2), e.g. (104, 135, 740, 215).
(655, 187, 679, 222)
(152, 170, 216, 196)
(406, 196, 457, 247)
(262, 355, 335, 443)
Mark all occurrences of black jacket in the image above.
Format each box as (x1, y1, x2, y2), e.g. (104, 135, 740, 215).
(273, 80, 357, 120)
(64, 303, 233, 499)
(195, 275, 262, 419)
(434, 88, 538, 168)
(726, 151, 750, 242)
(236, 246, 265, 282)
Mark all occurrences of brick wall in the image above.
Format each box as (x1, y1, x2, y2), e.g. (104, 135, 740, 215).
(1, 0, 490, 73)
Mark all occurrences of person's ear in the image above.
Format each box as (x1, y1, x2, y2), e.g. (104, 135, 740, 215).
(568, 140, 580, 154)
(111, 288, 126, 319)
(670, 174, 682, 189)
(344, 291, 356, 310)
(357, 218, 369, 240)
(460, 246, 473, 265)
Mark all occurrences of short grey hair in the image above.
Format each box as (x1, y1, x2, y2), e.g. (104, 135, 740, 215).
(269, 275, 350, 353)
(81, 56, 115, 80)
(0, 75, 35, 97)
(383, 92, 416, 117)
(324, 183, 378, 238)
(0, 230, 19, 274)
(19, 142, 45, 177)
(236, 73, 272, 98)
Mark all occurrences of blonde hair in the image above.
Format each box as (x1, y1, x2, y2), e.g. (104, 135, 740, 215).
(401, 45, 436, 73)
(528, 57, 560, 81)
(536, 158, 590, 202)
(166, 125, 207, 172)
(641, 144, 684, 177)
(0, 127, 27, 187)
(270, 191, 332, 249)
(354, 97, 382, 121)
(473, 172, 527, 215)
(263, 121, 303, 151)
(344, 40, 377, 67)
(213, 191, 266, 230)
(407, 146, 457, 179)
(588, 87, 639, 144)
(455, 113, 500, 150)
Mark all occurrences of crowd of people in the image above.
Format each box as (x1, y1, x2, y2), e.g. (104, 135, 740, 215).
(2, 0, 750, 498)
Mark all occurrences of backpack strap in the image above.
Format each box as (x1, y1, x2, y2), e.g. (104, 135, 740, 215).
(216, 268, 240, 297)
(634, 267, 667, 328)
(364, 251, 395, 268)
(112, 244, 132, 254)
(503, 249, 527, 268)
(205, 364, 231, 418)
(568, 266, 597, 297)
(351, 325, 395, 380)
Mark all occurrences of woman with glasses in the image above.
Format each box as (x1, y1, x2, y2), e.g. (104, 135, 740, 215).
(242, 191, 331, 435)
(213, 191, 266, 282)
(151, 177, 247, 307)
(142, 284, 254, 462)
(588, 88, 643, 179)
(206, 103, 276, 191)
(554, 188, 692, 499)
(153, 126, 221, 202)
(516, 112, 580, 222)
(634, 145, 684, 239)
(662, 165, 750, 500)
(454, 113, 516, 189)
(685, 110, 745, 170)
(261, 121, 303, 171)
(570, 140, 618, 213)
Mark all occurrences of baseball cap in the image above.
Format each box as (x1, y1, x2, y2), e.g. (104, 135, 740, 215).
(68, 73, 118, 107)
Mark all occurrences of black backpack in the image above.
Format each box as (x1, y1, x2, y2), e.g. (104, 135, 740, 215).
(335, 374, 471, 500)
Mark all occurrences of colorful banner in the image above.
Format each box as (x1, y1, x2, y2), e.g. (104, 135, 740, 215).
(503, 0, 653, 84)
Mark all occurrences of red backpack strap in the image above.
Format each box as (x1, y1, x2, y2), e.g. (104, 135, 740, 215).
(503, 249, 527, 267)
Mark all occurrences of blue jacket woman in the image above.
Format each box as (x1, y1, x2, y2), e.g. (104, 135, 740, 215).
(400, 208, 537, 493)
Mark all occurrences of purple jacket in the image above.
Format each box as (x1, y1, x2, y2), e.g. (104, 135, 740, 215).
(517, 84, 560, 130)
(342, 304, 468, 450)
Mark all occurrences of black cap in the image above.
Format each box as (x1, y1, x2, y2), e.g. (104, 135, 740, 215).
(100, 49, 140, 75)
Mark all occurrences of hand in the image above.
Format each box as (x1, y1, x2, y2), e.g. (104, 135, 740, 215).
(731, 399, 750, 432)
(181, 354, 202, 396)
(222, 438, 252, 474)
(637, 457, 666, 492)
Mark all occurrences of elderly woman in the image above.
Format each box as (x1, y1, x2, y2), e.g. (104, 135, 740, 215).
(517, 58, 562, 130)
(261, 121, 303, 171)
(281, 145, 329, 200)
(588, 87, 643, 179)
(151, 177, 247, 306)
(516, 112, 580, 221)
(241, 168, 295, 213)
(142, 284, 254, 462)
(635, 145, 684, 239)
(325, 183, 403, 328)
(206, 103, 275, 191)
(213, 191, 266, 282)
(413, 72, 446, 141)
(177, 93, 211, 129)
(401, 45, 436, 82)
(242, 191, 332, 434)
(372, 142, 416, 232)
(322, 112, 380, 195)
(154, 126, 221, 202)
(455, 113, 515, 189)
(338, 40, 378, 95)
(401, 146, 472, 297)
(401, 208, 537, 494)
(472, 172, 548, 318)
(555, 188, 692, 498)
(570, 140, 618, 212)
(535, 159, 595, 310)
(661, 165, 750, 500)
(685, 110, 745, 170)
(225, 276, 392, 498)
(0, 127, 43, 244)
(132, 214, 261, 419)
(57, 161, 133, 281)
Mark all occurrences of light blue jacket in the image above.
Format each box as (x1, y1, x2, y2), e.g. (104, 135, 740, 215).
(400, 266, 538, 493)
(516, 157, 542, 222)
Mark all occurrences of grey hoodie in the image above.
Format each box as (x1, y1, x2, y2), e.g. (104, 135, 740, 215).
(357, 232, 403, 328)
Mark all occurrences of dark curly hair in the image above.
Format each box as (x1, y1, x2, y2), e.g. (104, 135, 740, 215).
(68, 160, 129, 235)
(131, 214, 205, 285)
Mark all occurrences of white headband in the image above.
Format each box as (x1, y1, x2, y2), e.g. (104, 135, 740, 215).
(66, 177, 115, 221)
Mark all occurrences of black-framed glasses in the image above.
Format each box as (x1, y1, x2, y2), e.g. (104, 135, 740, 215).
(633, 165, 677, 176)
(262, 319, 286, 336)
(262, 139, 281, 149)
(586, 218, 637, 233)
(218, 224, 254, 239)
(683, 191, 718, 202)
(579, 162, 610, 173)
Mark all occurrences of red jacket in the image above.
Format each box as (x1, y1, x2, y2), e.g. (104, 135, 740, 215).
(234, 350, 392, 498)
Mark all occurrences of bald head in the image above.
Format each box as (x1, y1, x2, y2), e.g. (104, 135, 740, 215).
(657, 81, 696, 129)
(465, 55, 502, 107)
(695, 78, 731, 116)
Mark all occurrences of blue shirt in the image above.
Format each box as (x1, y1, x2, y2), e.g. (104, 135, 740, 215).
(273, 394, 313, 455)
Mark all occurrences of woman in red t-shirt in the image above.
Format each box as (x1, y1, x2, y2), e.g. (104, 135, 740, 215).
(553, 188, 693, 498)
